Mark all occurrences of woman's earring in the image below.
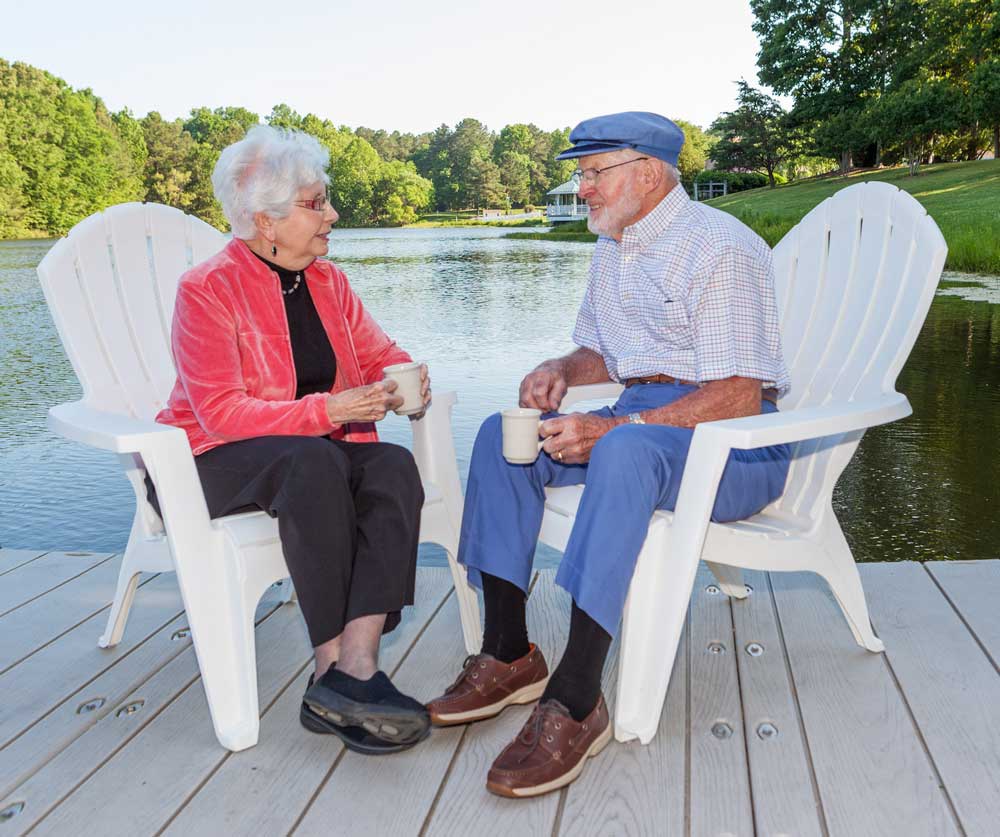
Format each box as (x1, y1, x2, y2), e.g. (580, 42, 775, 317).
(271, 243, 277, 257)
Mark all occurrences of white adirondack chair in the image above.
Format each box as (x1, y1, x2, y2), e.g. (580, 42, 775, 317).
(539, 182, 948, 745)
(37, 202, 482, 752)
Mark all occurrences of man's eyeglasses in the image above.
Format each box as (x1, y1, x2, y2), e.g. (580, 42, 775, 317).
(572, 156, 649, 185)
(293, 196, 331, 212)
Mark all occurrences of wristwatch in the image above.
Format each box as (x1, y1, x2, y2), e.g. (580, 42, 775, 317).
(628, 412, 646, 425)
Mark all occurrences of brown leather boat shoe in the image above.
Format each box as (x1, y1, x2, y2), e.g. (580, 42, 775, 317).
(426, 644, 549, 726)
(486, 696, 611, 798)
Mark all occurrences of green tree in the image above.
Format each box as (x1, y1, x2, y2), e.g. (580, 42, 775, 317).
(448, 118, 497, 207)
(0, 60, 143, 235)
(496, 150, 531, 207)
(140, 112, 199, 211)
(710, 81, 799, 187)
(971, 58, 1000, 160)
(751, 0, 878, 171)
(872, 76, 965, 174)
(466, 152, 505, 208)
(329, 137, 382, 224)
(673, 119, 715, 184)
(372, 160, 433, 225)
(411, 124, 459, 210)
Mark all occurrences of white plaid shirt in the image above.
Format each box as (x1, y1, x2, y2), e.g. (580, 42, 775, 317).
(573, 186, 790, 395)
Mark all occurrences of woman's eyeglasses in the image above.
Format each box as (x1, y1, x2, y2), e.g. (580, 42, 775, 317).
(294, 196, 331, 212)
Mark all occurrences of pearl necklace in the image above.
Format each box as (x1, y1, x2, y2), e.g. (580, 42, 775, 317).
(282, 272, 303, 296)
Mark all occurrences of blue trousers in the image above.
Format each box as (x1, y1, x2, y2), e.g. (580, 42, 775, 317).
(457, 383, 792, 637)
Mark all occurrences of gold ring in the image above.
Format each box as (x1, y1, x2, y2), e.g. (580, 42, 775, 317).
(556, 451, 564, 461)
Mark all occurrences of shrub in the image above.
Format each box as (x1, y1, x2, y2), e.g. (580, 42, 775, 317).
(694, 170, 781, 192)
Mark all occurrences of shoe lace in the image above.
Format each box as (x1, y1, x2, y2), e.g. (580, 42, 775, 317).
(447, 653, 487, 692)
(513, 701, 567, 764)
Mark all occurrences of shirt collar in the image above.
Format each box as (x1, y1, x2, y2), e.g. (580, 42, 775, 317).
(619, 185, 690, 253)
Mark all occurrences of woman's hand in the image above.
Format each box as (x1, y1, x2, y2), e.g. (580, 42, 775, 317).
(326, 381, 404, 424)
(407, 363, 433, 420)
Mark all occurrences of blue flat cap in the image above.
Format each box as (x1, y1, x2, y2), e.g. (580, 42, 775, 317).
(556, 111, 685, 166)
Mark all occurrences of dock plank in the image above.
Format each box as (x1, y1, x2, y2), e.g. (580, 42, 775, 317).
(925, 559, 1000, 668)
(292, 577, 470, 837)
(0, 557, 129, 674)
(731, 571, 824, 837)
(13, 595, 300, 837)
(688, 565, 753, 837)
(558, 628, 687, 837)
(771, 571, 960, 837)
(422, 573, 570, 837)
(160, 569, 454, 837)
(0, 574, 184, 792)
(0, 549, 46, 575)
(863, 561, 1000, 837)
(0, 552, 112, 617)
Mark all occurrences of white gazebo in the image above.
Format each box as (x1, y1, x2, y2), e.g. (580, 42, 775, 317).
(546, 177, 589, 223)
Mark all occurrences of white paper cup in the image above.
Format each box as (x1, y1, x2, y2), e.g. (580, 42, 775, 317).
(383, 362, 424, 415)
(502, 408, 544, 464)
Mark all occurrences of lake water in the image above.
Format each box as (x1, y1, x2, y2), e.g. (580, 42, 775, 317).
(1, 228, 997, 565)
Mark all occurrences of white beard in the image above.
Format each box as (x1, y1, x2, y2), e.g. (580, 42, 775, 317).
(586, 191, 643, 238)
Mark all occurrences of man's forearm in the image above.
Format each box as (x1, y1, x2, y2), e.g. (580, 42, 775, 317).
(539, 348, 611, 387)
(612, 377, 763, 429)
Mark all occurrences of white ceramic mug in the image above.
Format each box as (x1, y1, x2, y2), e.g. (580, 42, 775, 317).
(383, 362, 424, 416)
(502, 407, 544, 464)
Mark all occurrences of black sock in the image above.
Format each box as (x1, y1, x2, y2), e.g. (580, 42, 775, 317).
(481, 573, 530, 663)
(542, 601, 612, 722)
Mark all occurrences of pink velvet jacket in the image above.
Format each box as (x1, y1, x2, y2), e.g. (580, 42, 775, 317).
(156, 238, 411, 456)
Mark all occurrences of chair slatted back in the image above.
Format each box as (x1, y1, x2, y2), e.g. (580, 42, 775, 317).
(770, 182, 947, 520)
(37, 203, 226, 420)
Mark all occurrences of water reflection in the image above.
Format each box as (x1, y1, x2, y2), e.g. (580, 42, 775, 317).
(0, 230, 997, 565)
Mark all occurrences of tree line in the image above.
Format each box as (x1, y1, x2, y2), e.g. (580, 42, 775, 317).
(712, 0, 1000, 183)
(0, 58, 721, 239)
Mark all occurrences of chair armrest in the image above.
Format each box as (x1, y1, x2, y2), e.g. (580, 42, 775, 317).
(693, 392, 912, 451)
(408, 390, 463, 531)
(559, 383, 625, 412)
(48, 401, 190, 455)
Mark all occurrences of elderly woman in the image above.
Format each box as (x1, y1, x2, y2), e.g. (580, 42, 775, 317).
(153, 125, 431, 755)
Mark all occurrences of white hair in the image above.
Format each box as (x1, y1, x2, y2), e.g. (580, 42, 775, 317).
(212, 124, 330, 239)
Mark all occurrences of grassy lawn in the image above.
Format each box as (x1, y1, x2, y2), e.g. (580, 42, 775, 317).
(708, 160, 1000, 275)
(508, 161, 1000, 275)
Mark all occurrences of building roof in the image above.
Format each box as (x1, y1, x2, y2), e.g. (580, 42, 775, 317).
(547, 178, 580, 196)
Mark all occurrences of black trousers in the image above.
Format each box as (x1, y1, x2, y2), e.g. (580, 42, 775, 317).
(147, 436, 423, 647)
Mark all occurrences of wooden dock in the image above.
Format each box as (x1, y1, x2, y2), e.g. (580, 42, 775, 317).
(1, 548, 998, 836)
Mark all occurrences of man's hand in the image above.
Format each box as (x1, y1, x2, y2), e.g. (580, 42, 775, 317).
(519, 362, 569, 411)
(540, 412, 621, 464)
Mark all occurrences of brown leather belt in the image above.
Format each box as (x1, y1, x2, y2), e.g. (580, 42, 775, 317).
(623, 374, 778, 404)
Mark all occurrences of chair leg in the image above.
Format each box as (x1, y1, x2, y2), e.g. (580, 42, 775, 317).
(99, 557, 143, 649)
(814, 520, 884, 653)
(418, 502, 481, 655)
(183, 573, 263, 751)
(446, 545, 482, 655)
(615, 518, 698, 744)
(705, 561, 748, 599)
(99, 521, 172, 648)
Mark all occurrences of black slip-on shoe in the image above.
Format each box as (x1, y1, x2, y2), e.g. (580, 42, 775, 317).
(303, 670, 431, 747)
(299, 699, 420, 755)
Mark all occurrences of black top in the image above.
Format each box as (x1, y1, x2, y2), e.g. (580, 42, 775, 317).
(251, 252, 337, 399)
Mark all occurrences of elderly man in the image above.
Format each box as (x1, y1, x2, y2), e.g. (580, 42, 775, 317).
(426, 112, 791, 796)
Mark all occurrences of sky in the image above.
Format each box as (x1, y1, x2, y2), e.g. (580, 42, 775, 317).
(2, 0, 768, 134)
